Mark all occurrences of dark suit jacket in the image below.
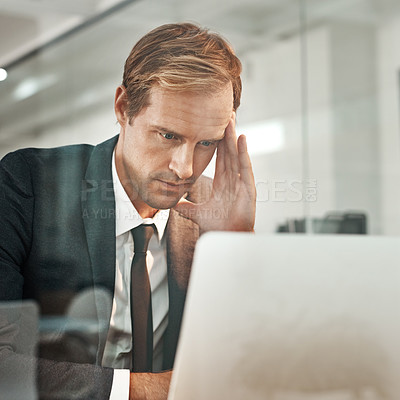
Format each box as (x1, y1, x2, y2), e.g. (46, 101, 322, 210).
(0, 135, 211, 399)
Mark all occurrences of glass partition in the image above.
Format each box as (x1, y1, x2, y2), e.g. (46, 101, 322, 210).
(1, 1, 400, 398)
(1, 0, 399, 235)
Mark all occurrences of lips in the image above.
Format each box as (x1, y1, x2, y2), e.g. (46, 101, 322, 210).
(161, 181, 180, 186)
(158, 180, 188, 192)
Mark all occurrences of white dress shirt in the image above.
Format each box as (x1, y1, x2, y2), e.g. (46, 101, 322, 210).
(103, 153, 170, 399)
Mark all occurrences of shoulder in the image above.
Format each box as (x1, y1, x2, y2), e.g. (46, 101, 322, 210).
(0, 144, 95, 195)
(1, 143, 94, 167)
(1, 136, 118, 183)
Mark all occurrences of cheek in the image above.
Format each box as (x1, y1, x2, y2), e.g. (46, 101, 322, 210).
(193, 148, 217, 175)
(131, 139, 167, 168)
(145, 150, 173, 175)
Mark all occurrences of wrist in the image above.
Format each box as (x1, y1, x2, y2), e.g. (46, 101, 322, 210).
(130, 373, 146, 400)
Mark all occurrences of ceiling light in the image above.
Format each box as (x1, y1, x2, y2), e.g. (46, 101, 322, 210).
(0, 68, 7, 82)
(13, 75, 57, 101)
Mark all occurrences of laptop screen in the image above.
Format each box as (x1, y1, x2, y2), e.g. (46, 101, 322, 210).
(169, 233, 400, 400)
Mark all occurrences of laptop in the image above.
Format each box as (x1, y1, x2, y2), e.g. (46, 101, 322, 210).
(0, 300, 39, 400)
(168, 233, 400, 400)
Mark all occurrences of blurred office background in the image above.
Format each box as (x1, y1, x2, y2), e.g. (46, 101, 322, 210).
(0, 0, 399, 235)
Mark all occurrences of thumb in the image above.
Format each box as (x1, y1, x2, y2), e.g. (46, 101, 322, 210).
(173, 198, 200, 223)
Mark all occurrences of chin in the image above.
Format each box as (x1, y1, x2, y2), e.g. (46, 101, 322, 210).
(145, 194, 183, 210)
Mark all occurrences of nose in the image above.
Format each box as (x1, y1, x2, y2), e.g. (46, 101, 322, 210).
(169, 144, 195, 180)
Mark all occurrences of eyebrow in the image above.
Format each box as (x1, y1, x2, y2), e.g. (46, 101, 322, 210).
(152, 125, 225, 142)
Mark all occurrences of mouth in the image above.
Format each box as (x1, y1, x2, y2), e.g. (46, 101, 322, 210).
(157, 180, 190, 192)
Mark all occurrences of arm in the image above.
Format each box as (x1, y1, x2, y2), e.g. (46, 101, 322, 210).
(0, 152, 114, 399)
(0, 151, 33, 300)
(130, 371, 172, 400)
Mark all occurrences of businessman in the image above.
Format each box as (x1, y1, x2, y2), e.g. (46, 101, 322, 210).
(0, 23, 256, 399)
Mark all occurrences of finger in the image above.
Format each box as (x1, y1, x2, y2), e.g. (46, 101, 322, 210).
(214, 136, 226, 178)
(222, 122, 232, 174)
(173, 198, 200, 224)
(224, 116, 239, 175)
(238, 134, 256, 196)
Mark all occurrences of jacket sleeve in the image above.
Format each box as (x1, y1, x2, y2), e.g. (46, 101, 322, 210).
(0, 151, 114, 399)
(0, 151, 33, 300)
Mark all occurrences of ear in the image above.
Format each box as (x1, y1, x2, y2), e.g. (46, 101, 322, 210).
(114, 85, 129, 126)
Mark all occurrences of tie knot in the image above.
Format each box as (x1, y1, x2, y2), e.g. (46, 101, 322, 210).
(131, 224, 154, 254)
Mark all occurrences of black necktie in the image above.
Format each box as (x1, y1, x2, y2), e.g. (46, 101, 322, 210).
(130, 224, 154, 372)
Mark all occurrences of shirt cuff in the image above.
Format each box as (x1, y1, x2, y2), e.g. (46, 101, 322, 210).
(109, 369, 130, 400)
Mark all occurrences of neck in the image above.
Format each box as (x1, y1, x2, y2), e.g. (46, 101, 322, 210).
(115, 142, 158, 219)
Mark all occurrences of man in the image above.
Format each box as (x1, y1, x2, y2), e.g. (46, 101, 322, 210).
(0, 23, 256, 399)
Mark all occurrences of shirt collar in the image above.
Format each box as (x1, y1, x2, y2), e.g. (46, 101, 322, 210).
(112, 151, 169, 240)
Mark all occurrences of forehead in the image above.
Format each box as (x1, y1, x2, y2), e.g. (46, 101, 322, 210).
(138, 84, 233, 138)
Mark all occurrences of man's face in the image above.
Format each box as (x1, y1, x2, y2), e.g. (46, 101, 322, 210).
(115, 84, 234, 216)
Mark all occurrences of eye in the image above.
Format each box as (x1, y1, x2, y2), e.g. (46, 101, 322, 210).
(198, 140, 214, 147)
(160, 132, 176, 140)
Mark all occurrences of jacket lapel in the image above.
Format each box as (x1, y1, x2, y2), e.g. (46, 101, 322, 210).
(81, 135, 118, 362)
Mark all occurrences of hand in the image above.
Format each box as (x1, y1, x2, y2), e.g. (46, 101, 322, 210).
(130, 371, 172, 400)
(174, 113, 256, 233)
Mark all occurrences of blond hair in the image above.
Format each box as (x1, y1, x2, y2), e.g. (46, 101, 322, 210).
(122, 23, 242, 120)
